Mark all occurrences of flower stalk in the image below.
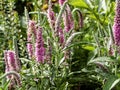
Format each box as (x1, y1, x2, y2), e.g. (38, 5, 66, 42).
(27, 20, 36, 59)
(35, 27, 45, 63)
(113, 0, 120, 46)
(4, 50, 21, 90)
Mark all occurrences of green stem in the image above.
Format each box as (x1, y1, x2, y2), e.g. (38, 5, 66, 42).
(0, 71, 20, 80)
(29, 11, 46, 15)
(93, 32, 101, 56)
(24, 7, 29, 28)
(108, 23, 114, 43)
(72, 8, 83, 28)
(115, 65, 117, 76)
(13, 36, 21, 70)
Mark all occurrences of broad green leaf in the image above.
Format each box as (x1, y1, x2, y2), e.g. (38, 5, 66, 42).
(88, 14, 97, 20)
(68, 0, 88, 8)
(82, 45, 95, 51)
(20, 58, 32, 63)
(110, 79, 120, 90)
(103, 75, 120, 90)
(88, 57, 116, 64)
(0, 87, 3, 90)
(68, 71, 82, 77)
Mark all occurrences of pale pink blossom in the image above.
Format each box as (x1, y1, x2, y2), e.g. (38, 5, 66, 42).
(27, 20, 36, 58)
(35, 27, 45, 63)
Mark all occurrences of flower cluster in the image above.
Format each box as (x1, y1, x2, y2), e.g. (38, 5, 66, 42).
(27, 20, 36, 59)
(59, 0, 74, 32)
(47, 1, 56, 30)
(4, 50, 20, 73)
(27, 0, 83, 63)
(35, 27, 45, 63)
(59, 27, 65, 44)
(27, 20, 46, 63)
(59, 0, 66, 6)
(4, 50, 21, 89)
(63, 5, 74, 32)
(113, 0, 120, 46)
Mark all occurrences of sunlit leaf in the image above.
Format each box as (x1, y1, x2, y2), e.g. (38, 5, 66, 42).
(82, 45, 95, 51)
(68, 0, 89, 8)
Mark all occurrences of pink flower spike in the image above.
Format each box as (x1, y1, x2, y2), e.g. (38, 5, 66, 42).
(4, 50, 21, 89)
(47, 9, 56, 29)
(7, 51, 16, 71)
(28, 20, 36, 36)
(27, 20, 37, 59)
(63, 5, 74, 32)
(27, 43, 33, 58)
(59, 0, 66, 6)
(113, 0, 120, 46)
(35, 27, 45, 63)
(59, 28, 64, 44)
(5, 50, 21, 72)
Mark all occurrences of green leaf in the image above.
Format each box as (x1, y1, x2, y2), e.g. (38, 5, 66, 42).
(0, 87, 3, 90)
(110, 79, 120, 90)
(68, 0, 88, 8)
(20, 58, 32, 63)
(82, 45, 95, 51)
(29, 87, 37, 90)
(59, 82, 68, 90)
(98, 0, 107, 12)
(3, 80, 10, 90)
(88, 57, 116, 64)
(103, 75, 120, 90)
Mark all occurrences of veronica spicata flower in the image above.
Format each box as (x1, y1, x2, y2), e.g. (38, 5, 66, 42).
(59, 27, 65, 45)
(4, 50, 21, 89)
(47, 1, 56, 30)
(35, 27, 45, 63)
(5, 51, 17, 72)
(63, 5, 74, 32)
(59, 0, 66, 6)
(27, 20, 36, 58)
(113, 0, 120, 46)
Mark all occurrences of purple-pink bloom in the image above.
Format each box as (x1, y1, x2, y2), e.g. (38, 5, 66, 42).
(4, 50, 21, 89)
(63, 5, 74, 32)
(28, 20, 36, 36)
(46, 39, 52, 63)
(78, 11, 83, 28)
(4, 51, 11, 79)
(59, 28, 65, 45)
(7, 51, 16, 71)
(27, 20, 36, 58)
(35, 47, 45, 63)
(4, 50, 20, 78)
(35, 27, 45, 63)
(27, 43, 33, 58)
(113, 0, 120, 46)
(47, 7, 56, 29)
(59, 0, 66, 6)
